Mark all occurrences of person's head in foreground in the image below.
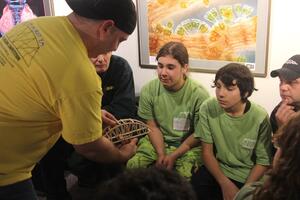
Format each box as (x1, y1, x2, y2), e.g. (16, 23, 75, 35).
(253, 113, 300, 200)
(213, 63, 255, 113)
(155, 41, 189, 92)
(270, 54, 300, 107)
(94, 167, 197, 200)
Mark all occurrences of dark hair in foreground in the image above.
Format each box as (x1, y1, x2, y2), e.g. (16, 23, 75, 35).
(213, 63, 256, 102)
(253, 114, 300, 200)
(94, 167, 197, 200)
(156, 41, 189, 67)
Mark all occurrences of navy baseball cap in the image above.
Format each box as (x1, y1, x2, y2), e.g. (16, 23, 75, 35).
(271, 55, 300, 81)
(66, 0, 137, 34)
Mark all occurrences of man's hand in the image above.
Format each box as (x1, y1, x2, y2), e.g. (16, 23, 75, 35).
(276, 100, 297, 127)
(73, 137, 137, 163)
(102, 109, 117, 127)
(118, 138, 138, 162)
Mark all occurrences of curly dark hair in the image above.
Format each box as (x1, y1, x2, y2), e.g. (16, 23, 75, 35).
(156, 41, 189, 67)
(94, 167, 196, 200)
(213, 63, 256, 102)
(253, 113, 300, 200)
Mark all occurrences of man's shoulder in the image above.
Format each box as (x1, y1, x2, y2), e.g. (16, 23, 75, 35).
(28, 16, 67, 27)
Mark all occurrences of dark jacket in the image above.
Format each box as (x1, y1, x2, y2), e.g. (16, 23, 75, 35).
(99, 55, 137, 119)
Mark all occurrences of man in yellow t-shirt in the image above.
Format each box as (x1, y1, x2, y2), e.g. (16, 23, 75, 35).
(0, 0, 137, 199)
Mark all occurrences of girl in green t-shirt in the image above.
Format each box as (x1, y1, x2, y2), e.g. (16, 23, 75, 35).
(127, 41, 209, 179)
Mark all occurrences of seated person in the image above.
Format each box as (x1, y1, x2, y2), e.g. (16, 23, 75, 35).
(127, 41, 209, 180)
(93, 52, 137, 120)
(32, 52, 137, 198)
(191, 63, 272, 200)
(94, 167, 197, 200)
(270, 55, 300, 133)
(235, 113, 300, 200)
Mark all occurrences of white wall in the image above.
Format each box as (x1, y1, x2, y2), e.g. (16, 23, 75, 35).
(53, 0, 300, 115)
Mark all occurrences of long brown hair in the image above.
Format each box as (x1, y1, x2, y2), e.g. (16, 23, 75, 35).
(156, 41, 189, 67)
(254, 113, 300, 200)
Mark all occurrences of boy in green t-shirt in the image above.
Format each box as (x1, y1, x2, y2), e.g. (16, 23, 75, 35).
(127, 42, 209, 179)
(235, 112, 300, 200)
(191, 63, 272, 200)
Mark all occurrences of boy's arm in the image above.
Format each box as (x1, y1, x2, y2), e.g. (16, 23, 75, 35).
(147, 120, 166, 167)
(163, 134, 200, 169)
(202, 142, 239, 200)
(245, 164, 269, 184)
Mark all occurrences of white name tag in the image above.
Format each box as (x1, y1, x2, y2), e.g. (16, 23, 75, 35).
(173, 117, 190, 131)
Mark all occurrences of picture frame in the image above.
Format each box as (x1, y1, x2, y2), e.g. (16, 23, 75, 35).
(137, 0, 270, 77)
(0, 0, 54, 37)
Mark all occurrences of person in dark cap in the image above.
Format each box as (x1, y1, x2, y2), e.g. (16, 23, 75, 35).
(0, 0, 137, 199)
(270, 55, 300, 135)
(65, 0, 136, 36)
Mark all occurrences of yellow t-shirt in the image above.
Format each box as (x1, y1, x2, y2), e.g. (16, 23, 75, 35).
(0, 16, 103, 186)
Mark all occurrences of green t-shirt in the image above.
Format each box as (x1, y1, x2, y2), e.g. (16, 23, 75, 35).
(195, 97, 272, 183)
(138, 78, 209, 147)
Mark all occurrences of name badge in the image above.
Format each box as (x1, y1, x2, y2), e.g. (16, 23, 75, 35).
(173, 117, 190, 131)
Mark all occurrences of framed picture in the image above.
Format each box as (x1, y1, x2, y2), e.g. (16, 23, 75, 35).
(0, 0, 54, 36)
(137, 0, 270, 77)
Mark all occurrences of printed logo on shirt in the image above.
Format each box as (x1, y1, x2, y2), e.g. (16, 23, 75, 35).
(105, 86, 114, 91)
(0, 22, 45, 67)
(241, 138, 256, 150)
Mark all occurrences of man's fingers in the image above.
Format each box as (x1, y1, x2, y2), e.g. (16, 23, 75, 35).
(276, 102, 297, 126)
(129, 138, 138, 145)
(106, 112, 118, 121)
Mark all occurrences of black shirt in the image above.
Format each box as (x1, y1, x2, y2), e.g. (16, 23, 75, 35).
(98, 55, 137, 119)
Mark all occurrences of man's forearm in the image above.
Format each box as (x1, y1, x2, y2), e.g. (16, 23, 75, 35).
(73, 136, 133, 163)
(245, 164, 269, 184)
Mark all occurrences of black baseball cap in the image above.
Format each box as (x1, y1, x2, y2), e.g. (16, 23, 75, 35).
(66, 0, 137, 34)
(271, 55, 300, 81)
